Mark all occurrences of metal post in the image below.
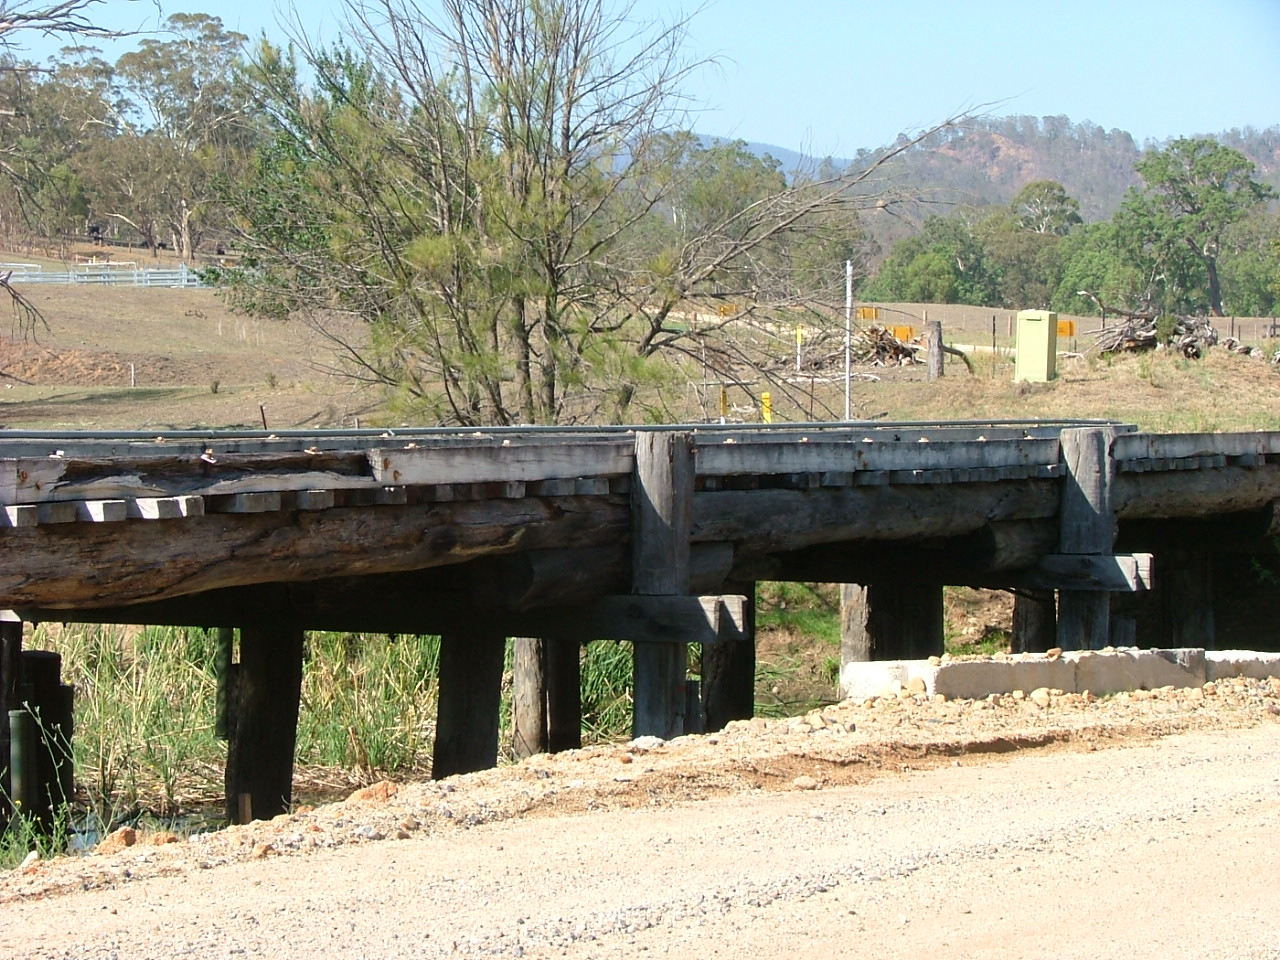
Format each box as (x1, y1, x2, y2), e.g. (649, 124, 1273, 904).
(8, 709, 36, 820)
(843, 259, 853, 421)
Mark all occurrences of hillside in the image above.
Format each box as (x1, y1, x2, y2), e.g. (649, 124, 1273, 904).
(741, 115, 1280, 223)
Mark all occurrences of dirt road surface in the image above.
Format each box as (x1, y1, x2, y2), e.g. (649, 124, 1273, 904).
(2, 680, 1278, 959)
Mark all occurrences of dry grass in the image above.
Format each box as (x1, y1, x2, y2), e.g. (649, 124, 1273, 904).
(3, 280, 1280, 432)
(1, 285, 384, 430)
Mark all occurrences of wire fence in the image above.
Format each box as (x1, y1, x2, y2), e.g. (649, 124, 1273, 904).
(1, 262, 205, 288)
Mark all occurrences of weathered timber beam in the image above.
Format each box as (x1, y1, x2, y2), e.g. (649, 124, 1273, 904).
(18, 575, 746, 646)
(372, 440, 633, 486)
(469, 542, 733, 611)
(0, 495, 629, 609)
(513, 637, 582, 759)
(691, 481, 1059, 553)
(1006, 553, 1152, 592)
(1113, 466, 1280, 520)
(701, 581, 755, 732)
(693, 437, 1060, 477)
(0, 450, 374, 504)
(1113, 431, 1280, 463)
(225, 624, 304, 824)
(433, 631, 505, 779)
(0, 613, 21, 827)
(731, 520, 1058, 585)
(1012, 590, 1057, 653)
(1117, 506, 1280, 554)
(840, 582, 944, 665)
(632, 431, 695, 740)
(1057, 427, 1118, 651)
(585, 595, 747, 646)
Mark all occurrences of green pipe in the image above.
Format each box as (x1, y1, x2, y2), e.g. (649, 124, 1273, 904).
(7, 709, 36, 820)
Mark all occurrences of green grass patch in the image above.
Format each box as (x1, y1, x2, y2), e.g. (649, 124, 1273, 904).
(755, 582, 841, 646)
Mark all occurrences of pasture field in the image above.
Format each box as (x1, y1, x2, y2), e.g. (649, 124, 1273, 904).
(5, 282, 1280, 432)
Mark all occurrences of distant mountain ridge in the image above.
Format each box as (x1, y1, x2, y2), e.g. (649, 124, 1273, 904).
(712, 116, 1280, 224)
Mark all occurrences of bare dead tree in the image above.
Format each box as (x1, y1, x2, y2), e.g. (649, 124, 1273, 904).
(0, 1, 150, 50)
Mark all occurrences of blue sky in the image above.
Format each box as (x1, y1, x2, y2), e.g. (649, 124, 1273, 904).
(16, 0, 1280, 154)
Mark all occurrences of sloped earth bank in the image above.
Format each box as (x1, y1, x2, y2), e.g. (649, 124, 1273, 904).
(2, 680, 1279, 960)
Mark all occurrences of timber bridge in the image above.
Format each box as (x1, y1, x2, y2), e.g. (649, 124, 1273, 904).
(3, 419, 1279, 824)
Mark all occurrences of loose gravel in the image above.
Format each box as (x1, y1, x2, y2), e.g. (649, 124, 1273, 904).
(2, 676, 1278, 959)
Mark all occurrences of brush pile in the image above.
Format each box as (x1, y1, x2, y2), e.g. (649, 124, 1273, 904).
(1092, 315, 1219, 359)
(852, 325, 921, 366)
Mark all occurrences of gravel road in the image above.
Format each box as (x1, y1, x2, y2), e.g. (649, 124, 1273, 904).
(2, 680, 1278, 959)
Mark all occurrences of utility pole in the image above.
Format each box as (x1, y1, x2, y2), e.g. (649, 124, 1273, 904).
(844, 259, 853, 421)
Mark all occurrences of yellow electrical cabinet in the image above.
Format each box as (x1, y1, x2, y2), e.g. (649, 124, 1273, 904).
(1015, 309, 1058, 382)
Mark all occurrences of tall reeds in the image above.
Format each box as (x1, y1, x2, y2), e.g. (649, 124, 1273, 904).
(23, 625, 639, 830)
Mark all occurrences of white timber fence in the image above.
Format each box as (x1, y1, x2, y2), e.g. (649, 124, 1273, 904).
(2, 261, 205, 288)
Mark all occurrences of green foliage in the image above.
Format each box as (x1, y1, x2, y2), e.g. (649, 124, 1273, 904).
(862, 214, 1004, 306)
(0, 807, 74, 870)
(579, 641, 634, 741)
(296, 633, 440, 773)
(1011, 180, 1083, 235)
(26, 624, 641, 828)
(1125, 138, 1275, 315)
(756, 581, 841, 647)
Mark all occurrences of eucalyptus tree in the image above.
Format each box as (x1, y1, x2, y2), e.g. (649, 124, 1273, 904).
(101, 13, 254, 260)
(1123, 138, 1274, 316)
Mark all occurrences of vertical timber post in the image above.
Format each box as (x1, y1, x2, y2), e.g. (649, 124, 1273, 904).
(1159, 547, 1216, 649)
(926, 319, 944, 381)
(0, 613, 22, 829)
(20, 651, 74, 830)
(432, 632, 506, 778)
(512, 637, 547, 759)
(225, 625, 304, 824)
(214, 627, 235, 740)
(545, 637, 582, 754)
(632, 431, 694, 739)
(1057, 426, 1118, 650)
(1012, 589, 1057, 653)
(840, 582, 945, 669)
(512, 636, 582, 759)
(702, 582, 756, 731)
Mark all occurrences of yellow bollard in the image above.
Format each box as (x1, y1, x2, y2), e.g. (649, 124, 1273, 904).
(762, 391, 772, 423)
(719, 385, 728, 421)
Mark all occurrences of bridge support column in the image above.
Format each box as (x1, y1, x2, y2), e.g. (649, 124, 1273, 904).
(512, 636, 581, 758)
(1, 613, 23, 829)
(1159, 547, 1216, 648)
(1057, 427, 1118, 650)
(225, 625, 304, 824)
(433, 631, 505, 778)
(702, 582, 756, 731)
(631, 431, 694, 740)
(1012, 589, 1057, 653)
(840, 582, 944, 665)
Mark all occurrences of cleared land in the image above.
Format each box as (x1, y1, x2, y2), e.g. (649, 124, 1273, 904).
(4, 280, 1280, 432)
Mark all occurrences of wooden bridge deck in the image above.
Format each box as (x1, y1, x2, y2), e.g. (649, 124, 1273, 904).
(3, 420, 1278, 612)
(4, 420, 1280, 824)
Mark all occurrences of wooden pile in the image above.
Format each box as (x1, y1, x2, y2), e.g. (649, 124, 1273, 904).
(1092, 316, 1219, 359)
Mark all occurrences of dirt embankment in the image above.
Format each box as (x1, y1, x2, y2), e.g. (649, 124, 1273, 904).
(2, 677, 1278, 959)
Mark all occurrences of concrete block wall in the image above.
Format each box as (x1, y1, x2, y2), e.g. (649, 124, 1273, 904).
(840, 648, 1280, 701)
